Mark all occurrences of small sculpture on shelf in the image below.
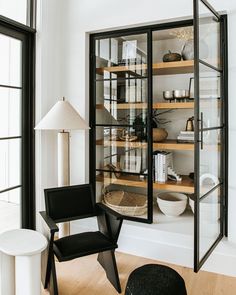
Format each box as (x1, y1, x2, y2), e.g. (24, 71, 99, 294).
(133, 114, 146, 140)
(152, 110, 172, 142)
(163, 50, 181, 62)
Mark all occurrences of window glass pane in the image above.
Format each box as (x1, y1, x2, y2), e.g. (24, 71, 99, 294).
(0, 187, 21, 232)
(0, 0, 28, 25)
(96, 34, 148, 79)
(199, 187, 221, 260)
(0, 33, 22, 87)
(199, 64, 221, 128)
(200, 129, 221, 197)
(0, 138, 21, 191)
(199, 1, 221, 69)
(0, 88, 21, 137)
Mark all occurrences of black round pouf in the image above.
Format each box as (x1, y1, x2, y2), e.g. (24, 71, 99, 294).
(125, 264, 187, 295)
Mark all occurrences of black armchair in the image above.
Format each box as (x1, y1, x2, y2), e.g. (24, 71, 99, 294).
(40, 184, 123, 294)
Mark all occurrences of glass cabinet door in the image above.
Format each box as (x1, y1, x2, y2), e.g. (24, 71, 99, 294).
(92, 32, 152, 222)
(194, 0, 226, 271)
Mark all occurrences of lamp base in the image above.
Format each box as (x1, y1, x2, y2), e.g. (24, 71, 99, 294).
(58, 132, 70, 238)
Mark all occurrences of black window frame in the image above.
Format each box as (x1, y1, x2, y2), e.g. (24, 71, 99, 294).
(0, 15, 36, 229)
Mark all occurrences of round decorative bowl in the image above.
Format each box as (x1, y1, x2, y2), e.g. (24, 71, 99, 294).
(163, 51, 182, 62)
(153, 128, 168, 142)
(189, 195, 220, 223)
(157, 192, 188, 217)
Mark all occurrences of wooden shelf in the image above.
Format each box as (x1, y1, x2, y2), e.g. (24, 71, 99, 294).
(96, 60, 194, 76)
(96, 174, 194, 194)
(153, 140, 194, 151)
(153, 60, 194, 75)
(96, 101, 194, 110)
(153, 102, 194, 109)
(96, 139, 194, 151)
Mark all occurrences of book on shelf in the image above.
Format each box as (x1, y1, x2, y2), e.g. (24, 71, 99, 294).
(153, 151, 173, 183)
(177, 130, 194, 143)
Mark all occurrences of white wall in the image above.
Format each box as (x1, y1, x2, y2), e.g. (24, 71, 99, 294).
(35, 0, 66, 229)
(36, 0, 236, 270)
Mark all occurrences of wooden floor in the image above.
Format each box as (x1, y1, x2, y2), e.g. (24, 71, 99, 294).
(42, 252, 236, 295)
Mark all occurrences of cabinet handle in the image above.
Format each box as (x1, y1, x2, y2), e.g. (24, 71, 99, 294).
(200, 112, 203, 150)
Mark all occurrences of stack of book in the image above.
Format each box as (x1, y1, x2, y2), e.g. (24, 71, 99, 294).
(153, 151, 173, 183)
(177, 131, 194, 143)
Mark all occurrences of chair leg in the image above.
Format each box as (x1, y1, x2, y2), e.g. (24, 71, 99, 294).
(97, 250, 121, 293)
(44, 253, 52, 289)
(50, 255, 59, 295)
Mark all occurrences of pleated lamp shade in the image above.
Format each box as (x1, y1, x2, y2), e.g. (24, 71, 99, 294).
(35, 100, 90, 130)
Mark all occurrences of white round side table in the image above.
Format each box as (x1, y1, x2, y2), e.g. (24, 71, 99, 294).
(0, 229, 48, 295)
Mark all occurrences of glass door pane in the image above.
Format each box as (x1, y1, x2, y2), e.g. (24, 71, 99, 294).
(94, 32, 151, 221)
(0, 32, 22, 233)
(194, 0, 225, 271)
(0, 0, 28, 25)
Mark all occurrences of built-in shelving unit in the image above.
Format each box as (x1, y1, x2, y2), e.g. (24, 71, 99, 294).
(91, 3, 228, 272)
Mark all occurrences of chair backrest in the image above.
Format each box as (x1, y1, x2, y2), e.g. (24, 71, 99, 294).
(44, 184, 96, 223)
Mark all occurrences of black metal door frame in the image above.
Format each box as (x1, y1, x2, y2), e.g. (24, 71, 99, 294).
(0, 19, 36, 229)
(89, 14, 228, 265)
(193, 0, 228, 272)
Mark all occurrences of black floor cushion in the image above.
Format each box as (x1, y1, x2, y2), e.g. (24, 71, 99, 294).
(125, 264, 187, 295)
(54, 231, 117, 262)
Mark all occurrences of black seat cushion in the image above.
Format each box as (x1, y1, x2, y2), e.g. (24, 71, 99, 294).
(125, 264, 187, 295)
(54, 231, 117, 262)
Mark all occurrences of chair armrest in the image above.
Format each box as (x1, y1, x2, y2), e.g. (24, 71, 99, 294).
(96, 203, 123, 220)
(40, 211, 59, 234)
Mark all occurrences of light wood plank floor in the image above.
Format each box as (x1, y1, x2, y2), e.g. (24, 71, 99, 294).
(42, 252, 236, 295)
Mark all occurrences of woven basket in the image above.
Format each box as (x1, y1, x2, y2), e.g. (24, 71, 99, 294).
(103, 190, 147, 216)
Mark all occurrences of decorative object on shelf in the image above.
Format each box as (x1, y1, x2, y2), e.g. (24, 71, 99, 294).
(103, 190, 147, 216)
(177, 131, 194, 143)
(200, 173, 220, 192)
(169, 27, 209, 61)
(157, 192, 188, 217)
(153, 128, 168, 142)
(167, 167, 182, 182)
(152, 109, 171, 142)
(189, 192, 220, 223)
(182, 39, 194, 61)
(163, 50, 181, 62)
(173, 89, 190, 101)
(189, 172, 194, 180)
(169, 27, 194, 61)
(35, 97, 90, 237)
(105, 163, 121, 178)
(153, 151, 173, 182)
(119, 130, 138, 142)
(133, 115, 146, 140)
(163, 90, 174, 102)
(185, 116, 194, 131)
(189, 77, 194, 100)
(170, 27, 193, 41)
(120, 155, 142, 173)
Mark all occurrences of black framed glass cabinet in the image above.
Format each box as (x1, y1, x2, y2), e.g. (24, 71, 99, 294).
(90, 0, 228, 272)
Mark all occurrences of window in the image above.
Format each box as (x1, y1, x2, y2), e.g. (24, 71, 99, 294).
(0, 9, 35, 231)
(0, 0, 35, 27)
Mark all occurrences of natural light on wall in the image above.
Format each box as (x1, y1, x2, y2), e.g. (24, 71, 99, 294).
(0, 0, 28, 24)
